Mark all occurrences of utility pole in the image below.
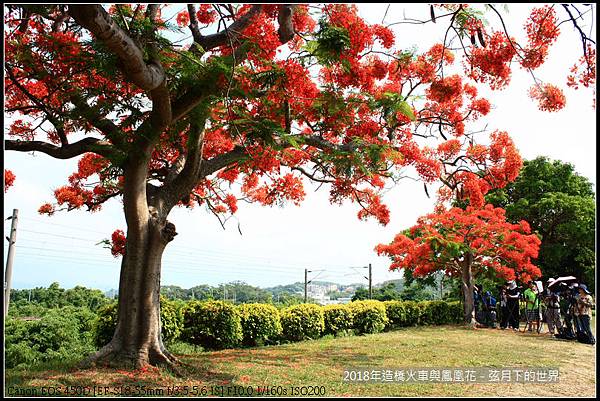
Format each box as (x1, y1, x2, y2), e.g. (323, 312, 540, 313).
(368, 263, 372, 299)
(4, 209, 19, 318)
(304, 269, 308, 303)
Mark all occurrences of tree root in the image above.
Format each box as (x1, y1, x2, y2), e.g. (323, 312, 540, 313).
(78, 340, 184, 376)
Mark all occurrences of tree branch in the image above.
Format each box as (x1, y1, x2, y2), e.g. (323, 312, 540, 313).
(198, 146, 248, 179)
(69, 5, 165, 91)
(189, 5, 263, 51)
(277, 5, 297, 43)
(5, 137, 115, 159)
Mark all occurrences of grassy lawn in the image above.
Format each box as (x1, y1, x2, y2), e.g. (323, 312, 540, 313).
(5, 324, 595, 397)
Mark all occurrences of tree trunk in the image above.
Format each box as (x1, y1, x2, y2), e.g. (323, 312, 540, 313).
(461, 253, 477, 327)
(82, 215, 179, 369)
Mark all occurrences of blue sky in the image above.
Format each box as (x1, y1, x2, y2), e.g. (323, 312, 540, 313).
(3, 4, 596, 291)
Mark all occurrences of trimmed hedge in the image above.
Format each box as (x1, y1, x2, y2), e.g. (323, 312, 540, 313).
(280, 304, 324, 342)
(29, 298, 463, 359)
(384, 300, 463, 329)
(323, 304, 353, 336)
(444, 300, 464, 324)
(94, 297, 184, 347)
(181, 300, 242, 349)
(418, 300, 453, 325)
(237, 303, 282, 346)
(348, 300, 388, 334)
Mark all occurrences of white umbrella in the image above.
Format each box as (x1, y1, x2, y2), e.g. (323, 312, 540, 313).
(547, 276, 577, 288)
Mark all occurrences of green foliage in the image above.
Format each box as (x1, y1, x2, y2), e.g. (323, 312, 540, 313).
(445, 301, 464, 324)
(94, 297, 183, 347)
(384, 300, 407, 328)
(352, 282, 403, 302)
(5, 307, 96, 369)
(9, 282, 110, 311)
(181, 300, 243, 349)
(322, 304, 353, 336)
(165, 341, 204, 355)
(160, 297, 184, 343)
(237, 303, 282, 346)
(7, 302, 49, 318)
(377, 92, 415, 123)
(348, 300, 388, 335)
(304, 20, 351, 66)
(280, 304, 325, 342)
(94, 302, 118, 347)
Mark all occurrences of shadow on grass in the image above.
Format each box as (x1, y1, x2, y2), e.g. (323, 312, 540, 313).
(5, 354, 236, 397)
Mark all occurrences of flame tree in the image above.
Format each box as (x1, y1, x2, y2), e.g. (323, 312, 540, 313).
(376, 204, 542, 325)
(4, 4, 595, 367)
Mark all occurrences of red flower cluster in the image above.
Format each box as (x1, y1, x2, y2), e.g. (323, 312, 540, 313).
(427, 75, 464, 104)
(529, 83, 566, 112)
(175, 10, 189, 27)
(356, 189, 390, 226)
(4, 170, 16, 192)
(520, 6, 560, 70)
(437, 131, 522, 208)
(244, 173, 305, 207)
(37, 203, 55, 215)
(110, 229, 126, 257)
(467, 31, 516, 90)
(196, 4, 217, 24)
(567, 44, 596, 90)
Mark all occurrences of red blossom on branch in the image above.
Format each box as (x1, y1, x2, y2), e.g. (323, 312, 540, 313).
(529, 83, 567, 112)
(4, 170, 16, 192)
(110, 229, 126, 257)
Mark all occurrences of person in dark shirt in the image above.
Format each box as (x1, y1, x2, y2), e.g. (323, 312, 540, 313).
(483, 290, 498, 328)
(506, 280, 520, 331)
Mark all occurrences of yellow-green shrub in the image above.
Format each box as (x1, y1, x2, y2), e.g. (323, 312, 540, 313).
(280, 304, 324, 341)
(348, 300, 388, 334)
(237, 303, 282, 346)
(323, 304, 353, 336)
(181, 300, 242, 349)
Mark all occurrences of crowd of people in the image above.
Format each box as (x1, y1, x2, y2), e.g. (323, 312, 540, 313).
(472, 278, 595, 345)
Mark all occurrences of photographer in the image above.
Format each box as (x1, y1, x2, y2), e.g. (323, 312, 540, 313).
(544, 278, 562, 336)
(506, 280, 520, 331)
(482, 290, 498, 328)
(575, 284, 595, 345)
(557, 283, 578, 340)
(524, 281, 541, 332)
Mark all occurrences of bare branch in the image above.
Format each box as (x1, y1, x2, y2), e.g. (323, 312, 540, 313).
(5, 137, 115, 159)
(190, 5, 263, 51)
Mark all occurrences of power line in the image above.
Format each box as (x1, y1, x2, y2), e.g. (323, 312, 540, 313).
(16, 224, 364, 271)
(18, 216, 111, 235)
(15, 251, 302, 276)
(16, 233, 362, 273)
